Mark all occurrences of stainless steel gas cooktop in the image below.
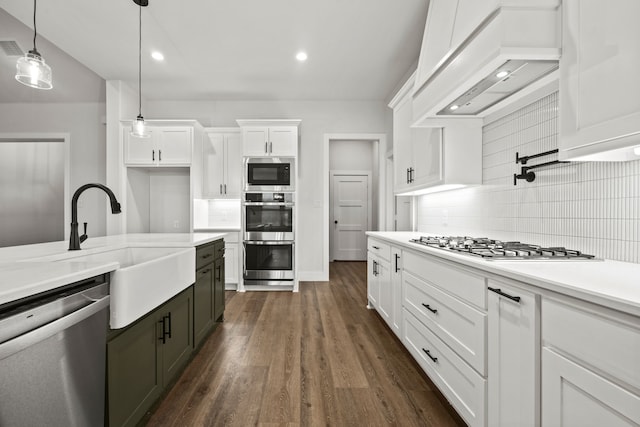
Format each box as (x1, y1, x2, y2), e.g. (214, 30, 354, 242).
(410, 236, 599, 261)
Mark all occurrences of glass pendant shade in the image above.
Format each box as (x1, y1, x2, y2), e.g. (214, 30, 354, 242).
(15, 50, 52, 90)
(131, 115, 150, 138)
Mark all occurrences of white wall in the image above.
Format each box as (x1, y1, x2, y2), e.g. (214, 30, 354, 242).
(416, 91, 640, 264)
(0, 102, 108, 237)
(145, 99, 391, 279)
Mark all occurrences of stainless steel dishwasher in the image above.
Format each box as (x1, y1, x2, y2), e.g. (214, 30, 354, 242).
(0, 274, 110, 426)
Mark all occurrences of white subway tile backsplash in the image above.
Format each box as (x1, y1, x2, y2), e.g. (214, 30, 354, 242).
(416, 91, 640, 263)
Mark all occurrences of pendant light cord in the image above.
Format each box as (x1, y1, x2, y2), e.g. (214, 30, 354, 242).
(138, 4, 142, 117)
(32, 0, 37, 51)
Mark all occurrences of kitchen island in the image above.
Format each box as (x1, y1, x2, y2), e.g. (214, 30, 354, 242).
(367, 231, 640, 427)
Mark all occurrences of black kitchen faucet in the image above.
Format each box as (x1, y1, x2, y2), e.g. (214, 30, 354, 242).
(69, 183, 121, 250)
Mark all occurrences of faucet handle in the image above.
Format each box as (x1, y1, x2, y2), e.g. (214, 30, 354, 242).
(80, 222, 88, 243)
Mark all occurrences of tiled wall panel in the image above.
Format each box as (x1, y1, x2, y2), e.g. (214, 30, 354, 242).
(416, 92, 640, 263)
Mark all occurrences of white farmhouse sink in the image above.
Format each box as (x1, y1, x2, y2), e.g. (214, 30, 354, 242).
(46, 246, 195, 329)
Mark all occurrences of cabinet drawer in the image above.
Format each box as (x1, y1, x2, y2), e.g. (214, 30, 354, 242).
(542, 298, 640, 391)
(403, 309, 486, 427)
(403, 250, 486, 309)
(195, 243, 216, 269)
(368, 239, 391, 261)
(403, 271, 486, 374)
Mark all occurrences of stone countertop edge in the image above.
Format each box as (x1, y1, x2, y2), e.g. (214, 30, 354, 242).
(366, 231, 640, 318)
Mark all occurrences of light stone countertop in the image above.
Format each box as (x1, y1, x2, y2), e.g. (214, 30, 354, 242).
(367, 231, 640, 317)
(0, 233, 226, 307)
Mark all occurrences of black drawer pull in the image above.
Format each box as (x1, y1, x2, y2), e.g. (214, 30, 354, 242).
(395, 253, 400, 272)
(201, 253, 213, 259)
(372, 246, 380, 250)
(422, 348, 438, 363)
(158, 317, 167, 344)
(199, 268, 210, 275)
(488, 287, 521, 303)
(421, 303, 438, 314)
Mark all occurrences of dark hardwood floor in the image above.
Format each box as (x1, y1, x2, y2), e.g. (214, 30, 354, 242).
(145, 261, 463, 426)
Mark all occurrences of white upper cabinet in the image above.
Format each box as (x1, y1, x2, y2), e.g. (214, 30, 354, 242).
(237, 120, 300, 157)
(389, 72, 482, 195)
(202, 129, 242, 198)
(559, 0, 640, 161)
(125, 126, 192, 166)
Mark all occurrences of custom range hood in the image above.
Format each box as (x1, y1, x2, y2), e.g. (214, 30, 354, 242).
(412, 1, 561, 124)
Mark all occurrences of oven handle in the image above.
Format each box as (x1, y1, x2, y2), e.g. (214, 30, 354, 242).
(244, 241, 295, 246)
(243, 202, 294, 207)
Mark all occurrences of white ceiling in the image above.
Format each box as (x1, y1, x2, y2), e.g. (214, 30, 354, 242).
(0, 1, 428, 103)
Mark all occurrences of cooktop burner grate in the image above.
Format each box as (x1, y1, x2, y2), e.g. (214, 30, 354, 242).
(410, 236, 598, 260)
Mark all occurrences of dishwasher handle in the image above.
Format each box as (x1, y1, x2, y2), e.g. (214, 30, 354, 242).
(0, 293, 110, 361)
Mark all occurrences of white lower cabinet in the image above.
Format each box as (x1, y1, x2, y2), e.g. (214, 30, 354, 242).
(487, 279, 540, 427)
(542, 348, 640, 427)
(541, 297, 640, 427)
(404, 309, 487, 427)
(390, 246, 403, 338)
(221, 232, 239, 287)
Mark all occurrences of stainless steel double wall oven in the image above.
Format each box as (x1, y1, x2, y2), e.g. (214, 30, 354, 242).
(243, 157, 295, 286)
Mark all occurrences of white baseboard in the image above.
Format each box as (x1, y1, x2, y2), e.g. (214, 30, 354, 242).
(298, 270, 329, 282)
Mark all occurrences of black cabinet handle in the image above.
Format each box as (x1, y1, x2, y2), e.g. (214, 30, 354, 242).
(265, 142, 268, 153)
(407, 168, 410, 184)
(224, 184, 227, 194)
(158, 318, 166, 344)
(421, 303, 438, 314)
(166, 312, 172, 339)
(202, 253, 213, 259)
(159, 149, 162, 161)
(372, 246, 380, 250)
(488, 287, 521, 303)
(372, 260, 378, 276)
(216, 265, 222, 281)
(152, 150, 155, 161)
(409, 167, 415, 183)
(395, 253, 400, 272)
(199, 268, 211, 275)
(422, 348, 438, 363)
(220, 184, 223, 194)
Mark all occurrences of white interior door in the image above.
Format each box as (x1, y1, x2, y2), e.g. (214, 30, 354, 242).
(331, 174, 370, 261)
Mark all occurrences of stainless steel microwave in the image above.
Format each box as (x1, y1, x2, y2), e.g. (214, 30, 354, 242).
(244, 157, 295, 192)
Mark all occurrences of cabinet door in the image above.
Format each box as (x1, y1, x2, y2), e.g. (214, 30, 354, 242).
(411, 127, 442, 187)
(242, 127, 269, 156)
(542, 348, 640, 427)
(367, 253, 379, 308)
(193, 265, 213, 347)
(107, 312, 162, 427)
(125, 128, 156, 165)
(488, 281, 539, 427)
(224, 242, 239, 285)
(559, 0, 640, 160)
(202, 133, 226, 198)
(393, 96, 414, 193)
(377, 257, 392, 324)
(160, 288, 193, 387)
(390, 247, 402, 337)
(268, 127, 297, 156)
(224, 133, 243, 197)
(213, 257, 225, 321)
(157, 127, 192, 165)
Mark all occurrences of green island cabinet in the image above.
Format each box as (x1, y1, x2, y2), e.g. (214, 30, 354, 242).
(106, 239, 225, 427)
(194, 239, 225, 348)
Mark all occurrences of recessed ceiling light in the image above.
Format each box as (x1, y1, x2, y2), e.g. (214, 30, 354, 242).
(296, 51, 308, 62)
(449, 105, 459, 111)
(496, 70, 509, 79)
(151, 51, 164, 61)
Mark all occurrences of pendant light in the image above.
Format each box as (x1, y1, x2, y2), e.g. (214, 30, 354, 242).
(15, 0, 53, 90)
(131, 0, 150, 138)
